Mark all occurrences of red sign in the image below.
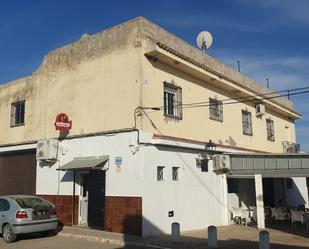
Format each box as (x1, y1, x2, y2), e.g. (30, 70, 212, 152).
(54, 113, 72, 132)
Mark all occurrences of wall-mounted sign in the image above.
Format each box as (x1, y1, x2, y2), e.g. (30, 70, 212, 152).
(115, 157, 123, 166)
(54, 113, 72, 132)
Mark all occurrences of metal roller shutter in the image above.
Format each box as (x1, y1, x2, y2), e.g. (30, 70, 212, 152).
(0, 149, 36, 195)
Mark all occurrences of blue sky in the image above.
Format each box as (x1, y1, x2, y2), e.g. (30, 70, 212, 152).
(1, 0, 309, 151)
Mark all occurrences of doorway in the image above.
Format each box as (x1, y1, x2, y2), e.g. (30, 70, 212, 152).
(78, 170, 106, 229)
(79, 172, 89, 225)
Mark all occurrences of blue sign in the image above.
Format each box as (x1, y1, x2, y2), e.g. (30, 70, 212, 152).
(115, 157, 123, 165)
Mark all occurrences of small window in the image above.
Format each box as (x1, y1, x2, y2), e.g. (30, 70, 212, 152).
(286, 178, 293, 189)
(209, 98, 223, 122)
(157, 166, 164, 181)
(11, 100, 25, 127)
(227, 179, 239, 193)
(266, 119, 275, 141)
(242, 110, 252, 136)
(0, 199, 10, 211)
(163, 82, 182, 120)
(172, 167, 179, 181)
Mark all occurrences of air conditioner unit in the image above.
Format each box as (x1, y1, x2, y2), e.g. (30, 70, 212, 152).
(36, 139, 59, 161)
(213, 154, 230, 171)
(255, 104, 266, 116)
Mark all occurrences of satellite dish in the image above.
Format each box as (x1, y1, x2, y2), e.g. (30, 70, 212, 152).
(196, 31, 213, 52)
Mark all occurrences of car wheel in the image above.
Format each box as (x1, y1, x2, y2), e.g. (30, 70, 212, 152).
(2, 224, 17, 243)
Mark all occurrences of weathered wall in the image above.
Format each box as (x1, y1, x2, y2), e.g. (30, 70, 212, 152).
(0, 19, 144, 145)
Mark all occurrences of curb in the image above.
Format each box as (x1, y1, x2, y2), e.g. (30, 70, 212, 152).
(58, 232, 171, 249)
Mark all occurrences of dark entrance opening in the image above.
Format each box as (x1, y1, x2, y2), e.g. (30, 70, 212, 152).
(263, 178, 275, 207)
(86, 170, 106, 229)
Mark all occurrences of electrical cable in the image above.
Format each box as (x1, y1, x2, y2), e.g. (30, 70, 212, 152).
(145, 86, 309, 112)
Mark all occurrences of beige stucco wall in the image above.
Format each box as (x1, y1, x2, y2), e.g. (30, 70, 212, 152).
(138, 54, 296, 153)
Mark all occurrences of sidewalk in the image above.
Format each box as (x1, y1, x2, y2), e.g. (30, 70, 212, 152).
(58, 226, 205, 249)
(58, 225, 309, 249)
(58, 226, 170, 248)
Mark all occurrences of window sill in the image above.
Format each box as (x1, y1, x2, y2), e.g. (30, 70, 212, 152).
(209, 117, 223, 122)
(267, 138, 275, 142)
(10, 123, 25, 128)
(164, 114, 182, 120)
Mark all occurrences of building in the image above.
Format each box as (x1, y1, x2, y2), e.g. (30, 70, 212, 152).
(0, 17, 308, 236)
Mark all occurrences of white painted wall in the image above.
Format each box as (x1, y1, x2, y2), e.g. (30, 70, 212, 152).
(36, 131, 228, 236)
(36, 131, 144, 197)
(141, 145, 227, 236)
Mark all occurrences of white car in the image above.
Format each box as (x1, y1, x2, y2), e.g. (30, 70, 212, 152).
(0, 195, 59, 243)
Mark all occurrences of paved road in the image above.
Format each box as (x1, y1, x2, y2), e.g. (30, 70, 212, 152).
(0, 234, 144, 249)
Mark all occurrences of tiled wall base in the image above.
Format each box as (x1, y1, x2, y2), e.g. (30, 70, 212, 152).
(105, 196, 142, 236)
(39, 195, 79, 226)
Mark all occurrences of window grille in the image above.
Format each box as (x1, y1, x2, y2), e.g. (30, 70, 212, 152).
(172, 167, 179, 181)
(209, 98, 223, 121)
(242, 110, 252, 136)
(266, 119, 275, 141)
(157, 166, 164, 181)
(11, 101, 25, 127)
(163, 82, 182, 119)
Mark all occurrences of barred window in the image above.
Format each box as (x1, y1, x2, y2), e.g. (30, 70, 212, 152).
(172, 167, 179, 181)
(163, 82, 182, 119)
(209, 98, 223, 122)
(157, 166, 164, 181)
(266, 119, 275, 141)
(11, 101, 25, 127)
(242, 110, 252, 136)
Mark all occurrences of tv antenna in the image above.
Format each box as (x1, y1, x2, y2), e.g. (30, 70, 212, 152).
(196, 31, 213, 53)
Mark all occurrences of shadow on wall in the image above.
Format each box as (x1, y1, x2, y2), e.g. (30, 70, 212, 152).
(286, 178, 306, 207)
(121, 215, 164, 240)
(105, 214, 163, 237)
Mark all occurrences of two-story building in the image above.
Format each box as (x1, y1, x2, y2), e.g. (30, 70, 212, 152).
(0, 17, 308, 236)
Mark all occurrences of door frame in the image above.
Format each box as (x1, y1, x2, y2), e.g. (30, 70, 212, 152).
(77, 171, 89, 225)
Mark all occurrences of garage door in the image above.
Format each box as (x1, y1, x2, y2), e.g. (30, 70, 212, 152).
(0, 149, 36, 195)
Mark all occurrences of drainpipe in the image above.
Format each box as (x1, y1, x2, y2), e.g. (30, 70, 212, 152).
(72, 170, 76, 226)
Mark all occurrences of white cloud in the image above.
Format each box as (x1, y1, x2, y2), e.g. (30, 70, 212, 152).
(236, 0, 309, 26)
(212, 50, 309, 91)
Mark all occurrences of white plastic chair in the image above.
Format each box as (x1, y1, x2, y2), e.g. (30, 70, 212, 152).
(241, 210, 251, 226)
(231, 207, 252, 226)
(231, 207, 243, 224)
(271, 207, 290, 222)
(290, 209, 305, 230)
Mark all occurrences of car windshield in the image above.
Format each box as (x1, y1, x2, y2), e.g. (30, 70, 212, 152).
(14, 197, 54, 211)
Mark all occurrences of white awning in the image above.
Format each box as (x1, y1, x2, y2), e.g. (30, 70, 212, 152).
(57, 155, 109, 171)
